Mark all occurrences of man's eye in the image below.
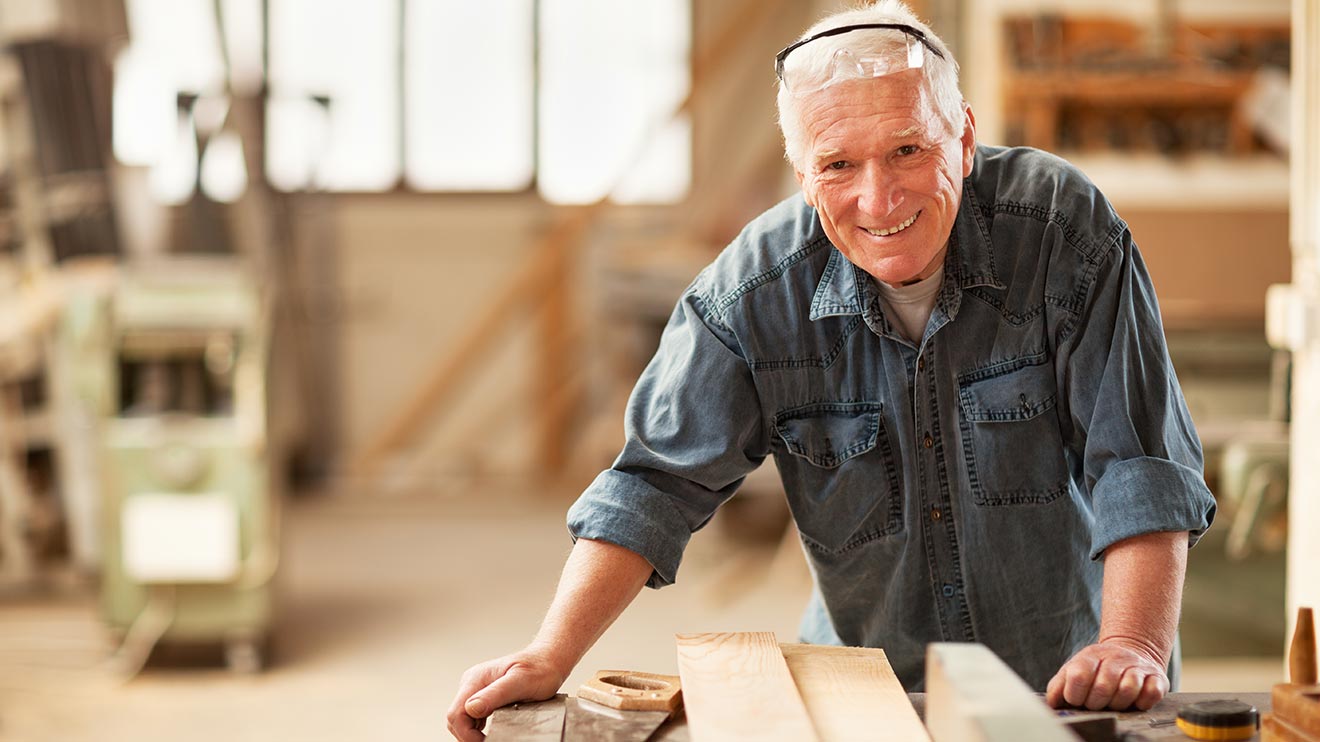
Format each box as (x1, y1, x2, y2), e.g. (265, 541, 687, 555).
(826, 160, 848, 170)
(896, 145, 919, 156)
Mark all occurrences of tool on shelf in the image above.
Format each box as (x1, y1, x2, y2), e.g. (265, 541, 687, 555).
(1291, 607, 1317, 685)
(1261, 606, 1320, 741)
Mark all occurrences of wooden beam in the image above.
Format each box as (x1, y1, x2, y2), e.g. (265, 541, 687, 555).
(924, 643, 1078, 742)
(675, 631, 818, 741)
(780, 643, 929, 742)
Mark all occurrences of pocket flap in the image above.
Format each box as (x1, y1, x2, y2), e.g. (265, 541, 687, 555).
(959, 360, 1057, 423)
(774, 401, 882, 468)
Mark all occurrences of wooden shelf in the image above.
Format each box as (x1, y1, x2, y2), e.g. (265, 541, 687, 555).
(1000, 15, 1289, 159)
(1059, 152, 1288, 210)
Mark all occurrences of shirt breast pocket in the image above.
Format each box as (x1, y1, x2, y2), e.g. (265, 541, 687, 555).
(957, 357, 1069, 506)
(773, 401, 903, 554)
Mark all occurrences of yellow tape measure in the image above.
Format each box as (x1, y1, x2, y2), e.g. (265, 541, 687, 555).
(1175, 700, 1259, 741)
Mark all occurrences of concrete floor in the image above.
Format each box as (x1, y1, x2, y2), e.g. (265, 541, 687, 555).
(0, 481, 1287, 742)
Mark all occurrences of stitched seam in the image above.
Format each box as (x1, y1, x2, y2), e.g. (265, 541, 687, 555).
(991, 201, 1106, 264)
(956, 349, 1049, 384)
(959, 392, 1057, 421)
(711, 235, 831, 319)
(751, 314, 865, 371)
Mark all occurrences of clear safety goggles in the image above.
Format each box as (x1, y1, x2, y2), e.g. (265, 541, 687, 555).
(774, 23, 945, 96)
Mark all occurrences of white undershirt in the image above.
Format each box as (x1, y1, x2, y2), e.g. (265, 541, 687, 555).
(875, 265, 944, 344)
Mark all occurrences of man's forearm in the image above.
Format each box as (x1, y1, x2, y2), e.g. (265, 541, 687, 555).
(529, 538, 654, 673)
(1099, 530, 1187, 664)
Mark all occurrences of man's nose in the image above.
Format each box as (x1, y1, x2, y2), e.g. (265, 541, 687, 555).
(856, 163, 903, 217)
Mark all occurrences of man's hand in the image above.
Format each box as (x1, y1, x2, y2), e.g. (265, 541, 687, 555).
(1045, 637, 1168, 711)
(447, 646, 568, 742)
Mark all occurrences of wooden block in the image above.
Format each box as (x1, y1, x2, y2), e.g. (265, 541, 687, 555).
(486, 694, 567, 742)
(1291, 608, 1317, 685)
(577, 670, 682, 714)
(1272, 684, 1320, 736)
(1263, 713, 1320, 742)
(925, 643, 1078, 742)
(779, 643, 929, 742)
(675, 632, 819, 741)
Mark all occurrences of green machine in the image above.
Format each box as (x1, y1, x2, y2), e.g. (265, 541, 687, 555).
(99, 260, 278, 674)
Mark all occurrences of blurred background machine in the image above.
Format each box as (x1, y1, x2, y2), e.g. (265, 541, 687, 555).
(99, 262, 277, 674)
(0, 0, 306, 675)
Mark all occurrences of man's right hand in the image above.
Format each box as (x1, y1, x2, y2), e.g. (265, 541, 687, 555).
(446, 646, 568, 742)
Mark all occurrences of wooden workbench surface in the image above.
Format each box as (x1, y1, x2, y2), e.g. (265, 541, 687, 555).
(490, 691, 1273, 741)
(909, 691, 1272, 741)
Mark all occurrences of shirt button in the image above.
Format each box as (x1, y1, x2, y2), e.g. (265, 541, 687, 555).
(942, 584, 955, 597)
(930, 506, 942, 521)
(923, 434, 934, 449)
(918, 357, 926, 372)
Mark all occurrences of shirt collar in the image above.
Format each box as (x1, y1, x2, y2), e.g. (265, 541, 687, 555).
(808, 180, 1004, 322)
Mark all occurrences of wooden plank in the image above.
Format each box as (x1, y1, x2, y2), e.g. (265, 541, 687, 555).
(925, 643, 1077, 742)
(563, 696, 670, 742)
(779, 643, 929, 742)
(485, 694, 567, 742)
(675, 632, 818, 742)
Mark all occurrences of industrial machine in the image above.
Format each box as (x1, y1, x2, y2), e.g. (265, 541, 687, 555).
(99, 260, 278, 673)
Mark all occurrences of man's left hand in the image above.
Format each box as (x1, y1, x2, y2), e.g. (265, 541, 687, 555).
(1045, 637, 1168, 711)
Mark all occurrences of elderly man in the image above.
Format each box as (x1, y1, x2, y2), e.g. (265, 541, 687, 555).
(447, 1, 1215, 738)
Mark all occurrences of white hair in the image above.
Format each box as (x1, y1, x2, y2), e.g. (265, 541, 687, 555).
(776, 0, 964, 171)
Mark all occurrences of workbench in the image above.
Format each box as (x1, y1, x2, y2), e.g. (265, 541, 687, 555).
(909, 692, 1272, 741)
(489, 691, 1273, 741)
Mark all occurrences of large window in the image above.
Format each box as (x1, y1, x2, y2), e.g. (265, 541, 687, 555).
(113, 0, 691, 204)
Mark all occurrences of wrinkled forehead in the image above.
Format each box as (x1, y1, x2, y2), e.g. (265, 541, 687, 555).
(798, 72, 946, 144)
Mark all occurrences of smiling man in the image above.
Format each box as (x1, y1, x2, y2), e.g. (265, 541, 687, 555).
(447, 2, 1216, 739)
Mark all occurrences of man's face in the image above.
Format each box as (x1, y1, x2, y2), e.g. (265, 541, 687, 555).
(794, 70, 976, 287)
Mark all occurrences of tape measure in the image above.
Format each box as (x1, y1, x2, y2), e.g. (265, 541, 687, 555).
(1175, 700, 1259, 741)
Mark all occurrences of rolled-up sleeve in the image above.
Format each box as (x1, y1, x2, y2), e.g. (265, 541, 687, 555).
(1056, 223, 1217, 560)
(568, 286, 769, 588)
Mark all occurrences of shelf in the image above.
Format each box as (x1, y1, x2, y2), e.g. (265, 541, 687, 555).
(1056, 152, 1289, 211)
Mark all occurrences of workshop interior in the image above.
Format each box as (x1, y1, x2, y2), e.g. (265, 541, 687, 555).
(0, 0, 1317, 740)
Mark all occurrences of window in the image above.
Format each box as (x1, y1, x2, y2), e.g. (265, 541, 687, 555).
(113, 0, 691, 204)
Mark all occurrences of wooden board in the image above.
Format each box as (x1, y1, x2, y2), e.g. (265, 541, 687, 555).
(675, 632, 819, 741)
(925, 643, 1076, 742)
(563, 696, 670, 742)
(780, 643, 930, 742)
(485, 694, 567, 742)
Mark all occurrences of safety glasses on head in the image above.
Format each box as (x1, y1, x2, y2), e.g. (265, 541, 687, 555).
(774, 23, 945, 96)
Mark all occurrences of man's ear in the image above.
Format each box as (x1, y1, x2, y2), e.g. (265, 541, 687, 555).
(795, 168, 815, 208)
(961, 105, 977, 177)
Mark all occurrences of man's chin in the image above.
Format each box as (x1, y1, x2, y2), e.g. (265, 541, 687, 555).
(862, 262, 923, 287)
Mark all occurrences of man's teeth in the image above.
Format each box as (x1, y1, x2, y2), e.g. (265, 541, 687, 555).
(866, 212, 918, 237)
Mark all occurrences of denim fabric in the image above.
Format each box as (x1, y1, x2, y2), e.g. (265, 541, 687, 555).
(567, 145, 1216, 692)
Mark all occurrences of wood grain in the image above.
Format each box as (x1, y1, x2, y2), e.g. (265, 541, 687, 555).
(779, 643, 929, 741)
(925, 643, 1075, 742)
(485, 694, 567, 742)
(563, 697, 670, 742)
(675, 632, 819, 741)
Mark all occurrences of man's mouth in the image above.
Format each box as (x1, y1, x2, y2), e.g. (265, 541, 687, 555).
(864, 210, 920, 237)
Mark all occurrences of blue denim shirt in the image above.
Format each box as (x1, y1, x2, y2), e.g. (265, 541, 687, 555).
(567, 145, 1216, 691)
